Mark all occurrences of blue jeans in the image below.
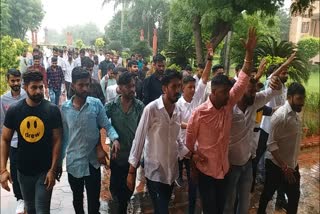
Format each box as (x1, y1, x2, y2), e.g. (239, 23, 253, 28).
(17, 170, 53, 214)
(224, 159, 253, 214)
(49, 88, 61, 105)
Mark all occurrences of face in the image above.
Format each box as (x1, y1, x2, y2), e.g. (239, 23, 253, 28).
(211, 85, 232, 107)
(279, 69, 289, 83)
(68, 53, 73, 59)
(197, 67, 204, 77)
(153, 61, 165, 75)
(34, 59, 40, 66)
(119, 79, 136, 99)
(288, 94, 305, 113)
(7, 75, 21, 92)
(53, 50, 58, 57)
(242, 82, 257, 106)
(25, 81, 44, 103)
(72, 78, 90, 99)
(162, 78, 182, 104)
(214, 68, 224, 77)
(94, 58, 99, 64)
(129, 64, 139, 74)
(51, 61, 57, 68)
(105, 53, 110, 60)
(113, 56, 118, 63)
(183, 81, 196, 99)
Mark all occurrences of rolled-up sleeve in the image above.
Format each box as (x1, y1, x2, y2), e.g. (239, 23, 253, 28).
(229, 71, 250, 106)
(128, 106, 151, 168)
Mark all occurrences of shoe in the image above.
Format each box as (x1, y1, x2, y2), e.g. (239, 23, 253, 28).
(275, 199, 288, 211)
(175, 177, 184, 188)
(16, 199, 24, 214)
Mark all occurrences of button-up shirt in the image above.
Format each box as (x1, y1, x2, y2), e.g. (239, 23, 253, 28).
(260, 75, 287, 134)
(229, 88, 281, 166)
(177, 79, 207, 146)
(129, 96, 189, 185)
(106, 84, 119, 104)
(266, 101, 301, 169)
(105, 96, 145, 166)
(0, 89, 27, 148)
(47, 66, 64, 90)
(65, 59, 75, 83)
(142, 72, 162, 105)
(61, 96, 119, 178)
(186, 71, 249, 179)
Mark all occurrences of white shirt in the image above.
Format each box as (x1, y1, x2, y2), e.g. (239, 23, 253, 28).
(266, 101, 301, 169)
(106, 84, 119, 104)
(129, 96, 189, 185)
(229, 88, 281, 165)
(74, 57, 81, 67)
(193, 74, 200, 87)
(65, 59, 75, 82)
(260, 75, 287, 134)
(176, 79, 207, 145)
(98, 55, 104, 64)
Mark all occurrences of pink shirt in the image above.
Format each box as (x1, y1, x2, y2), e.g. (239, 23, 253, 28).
(186, 71, 250, 179)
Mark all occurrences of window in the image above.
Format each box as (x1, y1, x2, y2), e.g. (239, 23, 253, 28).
(301, 22, 310, 33)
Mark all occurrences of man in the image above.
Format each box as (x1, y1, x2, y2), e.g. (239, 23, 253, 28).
(138, 61, 149, 81)
(0, 69, 27, 214)
(98, 49, 104, 63)
(258, 83, 305, 214)
(47, 57, 64, 105)
(101, 63, 117, 98)
(185, 27, 257, 214)
(223, 75, 282, 214)
(65, 51, 75, 99)
(74, 48, 85, 67)
(1, 71, 62, 214)
(98, 51, 112, 81)
(182, 65, 193, 77)
(19, 50, 30, 74)
(193, 63, 205, 87)
(112, 55, 121, 67)
(127, 69, 189, 214)
(58, 49, 67, 74)
(128, 60, 143, 101)
(212, 64, 224, 77)
(59, 67, 119, 214)
(62, 46, 68, 60)
(142, 54, 166, 105)
(27, 54, 49, 98)
(105, 67, 126, 104)
(92, 55, 99, 81)
(175, 47, 212, 214)
(105, 72, 145, 213)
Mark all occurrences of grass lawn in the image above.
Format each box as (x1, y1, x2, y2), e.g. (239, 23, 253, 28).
(305, 71, 319, 93)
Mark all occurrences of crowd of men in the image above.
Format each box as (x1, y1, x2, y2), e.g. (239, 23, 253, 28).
(0, 27, 306, 214)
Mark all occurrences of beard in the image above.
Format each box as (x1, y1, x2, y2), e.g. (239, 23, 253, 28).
(10, 85, 21, 92)
(27, 91, 44, 103)
(75, 91, 88, 99)
(169, 93, 180, 104)
(244, 95, 255, 106)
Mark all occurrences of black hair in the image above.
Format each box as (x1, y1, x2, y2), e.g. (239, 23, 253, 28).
(185, 65, 192, 71)
(107, 63, 115, 71)
(211, 74, 233, 88)
(197, 63, 205, 69)
(212, 64, 224, 73)
(267, 64, 280, 77)
(23, 71, 43, 85)
(161, 69, 182, 86)
(93, 55, 99, 60)
(81, 57, 94, 68)
(72, 67, 90, 83)
(33, 54, 40, 60)
(58, 49, 63, 53)
(287, 82, 306, 96)
(118, 71, 135, 86)
(182, 76, 196, 85)
(235, 64, 243, 72)
(6, 68, 21, 79)
(51, 56, 58, 62)
(80, 49, 86, 54)
(153, 54, 166, 63)
(89, 82, 105, 104)
(128, 60, 138, 67)
(53, 47, 58, 52)
(114, 67, 127, 74)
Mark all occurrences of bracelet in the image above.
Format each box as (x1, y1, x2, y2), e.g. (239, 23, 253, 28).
(244, 59, 253, 63)
(0, 169, 8, 175)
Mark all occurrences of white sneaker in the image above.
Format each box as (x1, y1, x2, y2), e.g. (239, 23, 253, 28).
(16, 199, 24, 214)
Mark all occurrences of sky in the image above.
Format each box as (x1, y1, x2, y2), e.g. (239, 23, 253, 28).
(33, 0, 292, 43)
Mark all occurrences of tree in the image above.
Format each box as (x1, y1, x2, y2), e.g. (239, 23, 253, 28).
(131, 41, 152, 58)
(75, 39, 85, 49)
(62, 23, 103, 46)
(107, 41, 123, 52)
(46, 28, 65, 45)
(95, 38, 106, 50)
(297, 37, 320, 61)
(3, 0, 45, 40)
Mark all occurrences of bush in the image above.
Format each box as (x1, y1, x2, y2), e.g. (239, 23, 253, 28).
(297, 37, 320, 61)
(167, 64, 182, 71)
(107, 40, 123, 53)
(130, 41, 152, 58)
(303, 92, 320, 137)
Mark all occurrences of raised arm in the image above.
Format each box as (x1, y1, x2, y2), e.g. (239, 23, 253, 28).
(255, 57, 267, 81)
(271, 52, 296, 78)
(201, 44, 214, 84)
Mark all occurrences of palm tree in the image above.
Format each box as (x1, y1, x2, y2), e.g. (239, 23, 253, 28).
(255, 35, 310, 83)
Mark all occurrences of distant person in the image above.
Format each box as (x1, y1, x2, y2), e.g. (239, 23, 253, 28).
(128, 60, 143, 101)
(47, 57, 64, 105)
(19, 50, 30, 74)
(65, 51, 75, 99)
(193, 63, 205, 87)
(98, 51, 112, 81)
(92, 55, 99, 81)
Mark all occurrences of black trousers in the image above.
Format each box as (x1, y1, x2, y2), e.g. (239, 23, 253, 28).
(146, 178, 174, 214)
(9, 147, 23, 200)
(109, 161, 133, 214)
(198, 171, 226, 214)
(68, 164, 101, 214)
(258, 159, 300, 214)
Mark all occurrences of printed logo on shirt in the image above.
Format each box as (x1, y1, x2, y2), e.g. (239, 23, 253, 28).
(19, 116, 44, 143)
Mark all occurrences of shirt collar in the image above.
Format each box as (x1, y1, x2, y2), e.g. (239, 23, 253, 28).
(285, 101, 295, 115)
(156, 96, 165, 109)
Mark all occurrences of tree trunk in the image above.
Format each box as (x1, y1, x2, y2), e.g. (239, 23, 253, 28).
(192, 15, 203, 65)
(210, 20, 231, 50)
(120, 0, 125, 33)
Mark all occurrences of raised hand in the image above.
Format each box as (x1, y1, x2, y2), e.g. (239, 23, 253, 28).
(206, 42, 214, 59)
(255, 57, 267, 80)
(241, 27, 258, 56)
(283, 52, 296, 67)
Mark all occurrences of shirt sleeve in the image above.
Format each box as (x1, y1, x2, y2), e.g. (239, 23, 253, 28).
(185, 110, 200, 153)
(96, 100, 119, 142)
(228, 70, 250, 106)
(262, 105, 273, 116)
(254, 87, 282, 110)
(3, 105, 16, 130)
(128, 105, 151, 168)
(59, 109, 69, 166)
(193, 79, 207, 106)
(142, 77, 150, 105)
(267, 113, 282, 152)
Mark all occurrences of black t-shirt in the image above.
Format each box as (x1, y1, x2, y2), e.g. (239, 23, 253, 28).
(4, 99, 62, 175)
(99, 60, 111, 78)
